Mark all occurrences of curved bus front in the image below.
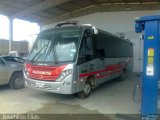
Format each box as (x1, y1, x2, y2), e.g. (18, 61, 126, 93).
(24, 63, 79, 94)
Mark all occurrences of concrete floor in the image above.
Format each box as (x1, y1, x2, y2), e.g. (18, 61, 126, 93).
(0, 73, 141, 120)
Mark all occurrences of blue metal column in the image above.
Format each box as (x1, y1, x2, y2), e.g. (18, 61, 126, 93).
(135, 15, 160, 119)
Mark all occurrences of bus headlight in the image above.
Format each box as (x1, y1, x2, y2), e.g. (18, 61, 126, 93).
(57, 69, 73, 81)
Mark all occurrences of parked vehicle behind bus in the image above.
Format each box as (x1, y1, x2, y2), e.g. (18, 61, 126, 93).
(0, 56, 25, 89)
(24, 21, 133, 98)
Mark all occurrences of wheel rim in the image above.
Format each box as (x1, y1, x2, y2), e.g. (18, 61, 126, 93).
(84, 84, 91, 95)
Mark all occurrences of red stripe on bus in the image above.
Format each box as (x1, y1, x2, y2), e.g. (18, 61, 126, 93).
(79, 57, 131, 78)
(96, 70, 123, 79)
(79, 64, 125, 78)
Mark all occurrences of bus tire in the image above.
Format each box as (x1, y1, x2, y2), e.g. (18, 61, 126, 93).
(9, 72, 24, 90)
(119, 69, 126, 81)
(77, 80, 91, 99)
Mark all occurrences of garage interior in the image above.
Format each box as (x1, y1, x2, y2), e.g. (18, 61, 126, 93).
(0, 0, 160, 120)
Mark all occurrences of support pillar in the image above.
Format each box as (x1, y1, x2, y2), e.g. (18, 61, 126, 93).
(9, 17, 13, 52)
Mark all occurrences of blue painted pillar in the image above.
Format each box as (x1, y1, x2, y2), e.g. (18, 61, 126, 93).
(135, 15, 160, 119)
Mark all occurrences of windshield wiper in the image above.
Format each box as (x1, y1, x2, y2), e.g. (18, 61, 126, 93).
(43, 34, 58, 64)
(43, 44, 58, 64)
(52, 47, 58, 64)
(30, 45, 47, 63)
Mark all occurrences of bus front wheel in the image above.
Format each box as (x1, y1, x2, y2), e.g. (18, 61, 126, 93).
(119, 69, 126, 81)
(77, 80, 91, 99)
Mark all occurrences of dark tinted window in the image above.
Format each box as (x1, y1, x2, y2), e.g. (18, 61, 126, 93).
(96, 32, 133, 58)
(3, 57, 16, 62)
(14, 57, 25, 63)
(79, 34, 94, 56)
(3, 57, 24, 63)
(0, 58, 4, 64)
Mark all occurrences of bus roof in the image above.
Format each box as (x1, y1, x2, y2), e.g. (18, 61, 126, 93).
(41, 24, 131, 44)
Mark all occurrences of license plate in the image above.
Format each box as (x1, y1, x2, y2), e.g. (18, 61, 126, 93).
(35, 82, 45, 88)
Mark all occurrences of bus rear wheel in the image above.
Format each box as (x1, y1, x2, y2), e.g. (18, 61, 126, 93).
(119, 69, 126, 81)
(77, 81, 91, 99)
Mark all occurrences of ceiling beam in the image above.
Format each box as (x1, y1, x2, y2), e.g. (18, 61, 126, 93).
(70, 1, 83, 8)
(35, 11, 53, 18)
(10, 0, 71, 18)
(56, 6, 71, 13)
(123, 0, 127, 4)
(19, 14, 48, 23)
(140, 0, 143, 4)
(90, 0, 99, 5)
(43, 3, 160, 25)
(0, 4, 11, 16)
(108, 0, 113, 4)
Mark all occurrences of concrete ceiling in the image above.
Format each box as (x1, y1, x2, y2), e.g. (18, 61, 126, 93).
(0, 0, 160, 25)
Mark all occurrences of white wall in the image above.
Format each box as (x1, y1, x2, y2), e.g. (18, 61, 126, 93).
(43, 10, 160, 72)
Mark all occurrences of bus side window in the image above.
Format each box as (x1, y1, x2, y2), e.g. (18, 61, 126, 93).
(79, 37, 86, 56)
(86, 37, 94, 56)
(79, 32, 94, 61)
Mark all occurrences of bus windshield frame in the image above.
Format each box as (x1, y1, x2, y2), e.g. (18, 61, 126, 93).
(27, 27, 83, 64)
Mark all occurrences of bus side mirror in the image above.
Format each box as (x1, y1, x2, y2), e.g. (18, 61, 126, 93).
(77, 56, 86, 64)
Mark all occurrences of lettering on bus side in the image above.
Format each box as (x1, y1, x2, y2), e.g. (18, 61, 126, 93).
(63, 82, 71, 86)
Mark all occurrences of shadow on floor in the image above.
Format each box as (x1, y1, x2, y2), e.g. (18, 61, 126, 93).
(0, 84, 10, 90)
(30, 73, 138, 101)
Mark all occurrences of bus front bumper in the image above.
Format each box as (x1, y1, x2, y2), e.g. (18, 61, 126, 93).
(24, 74, 76, 94)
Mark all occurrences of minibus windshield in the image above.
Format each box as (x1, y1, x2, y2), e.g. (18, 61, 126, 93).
(28, 28, 82, 63)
